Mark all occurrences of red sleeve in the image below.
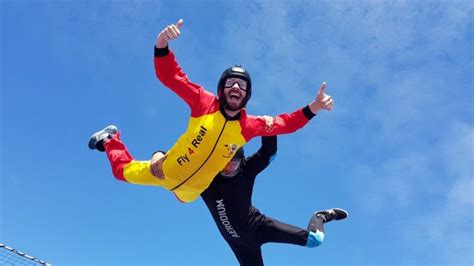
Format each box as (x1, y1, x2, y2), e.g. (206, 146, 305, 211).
(240, 108, 310, 141)
(154, 50, 215, 116)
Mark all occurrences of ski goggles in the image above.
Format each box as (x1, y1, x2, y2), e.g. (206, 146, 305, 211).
(224, 78, 248, 91)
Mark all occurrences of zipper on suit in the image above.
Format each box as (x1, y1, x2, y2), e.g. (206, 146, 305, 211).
(171, 119, 229, 191)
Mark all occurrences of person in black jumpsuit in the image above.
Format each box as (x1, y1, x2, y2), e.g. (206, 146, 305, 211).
(200, 136, 348, 265)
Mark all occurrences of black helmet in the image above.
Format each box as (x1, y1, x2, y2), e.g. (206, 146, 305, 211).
(233, 147, 244, 160)
(217, 65, 252, 109)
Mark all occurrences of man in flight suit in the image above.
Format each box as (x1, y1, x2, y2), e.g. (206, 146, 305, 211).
(89, 19, 335, 203)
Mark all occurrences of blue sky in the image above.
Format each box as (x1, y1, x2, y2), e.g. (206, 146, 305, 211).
(1, 0, 473, 265)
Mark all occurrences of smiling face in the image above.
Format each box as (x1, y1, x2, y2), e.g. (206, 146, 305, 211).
(223, 78, 248, 111)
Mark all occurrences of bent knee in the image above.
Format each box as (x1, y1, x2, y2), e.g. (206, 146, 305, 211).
(112, 164, 127, 181)
(306, 230, 325, 248)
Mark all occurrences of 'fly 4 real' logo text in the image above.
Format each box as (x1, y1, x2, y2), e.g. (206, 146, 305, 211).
(177, 125, 208, 166)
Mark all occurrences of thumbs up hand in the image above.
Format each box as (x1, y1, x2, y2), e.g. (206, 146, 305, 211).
(156, 19, 184, 48)
(309, 82, 334, 114)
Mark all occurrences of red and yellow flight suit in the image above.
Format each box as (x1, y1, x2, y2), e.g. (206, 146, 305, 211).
(103, 47, 315, 203)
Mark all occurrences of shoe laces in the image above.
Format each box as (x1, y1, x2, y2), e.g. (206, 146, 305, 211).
(317, 210, 335, 223)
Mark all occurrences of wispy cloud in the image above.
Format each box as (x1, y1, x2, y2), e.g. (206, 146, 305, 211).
(408, 176, 473, 265)
(2, 1, 472, 264)
(219, 1, 473, 264)
(44, 1, 163, 65)
(350, 120, 473, 264)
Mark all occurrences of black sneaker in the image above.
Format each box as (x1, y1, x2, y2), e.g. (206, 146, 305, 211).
(88, 125, 118, 151)
(314, 208, 348, 223)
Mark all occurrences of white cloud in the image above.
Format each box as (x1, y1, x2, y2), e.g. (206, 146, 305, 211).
(352, 121, 474, 264)
(215, 2, 473, 263)
(408, 176, 473, 265)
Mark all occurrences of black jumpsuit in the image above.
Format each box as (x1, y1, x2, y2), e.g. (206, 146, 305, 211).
(201, 136, 311, 266)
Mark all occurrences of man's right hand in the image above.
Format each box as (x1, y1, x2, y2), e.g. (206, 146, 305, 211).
(150, 152, 168, 179)
(156, 19, 184, 48)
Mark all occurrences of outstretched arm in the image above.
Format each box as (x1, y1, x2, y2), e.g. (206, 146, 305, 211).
(258, 134, 277, 158)
(154, 19, 214, 113)
(245, 136, 277, 177)
(242, 82, 334, 140)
